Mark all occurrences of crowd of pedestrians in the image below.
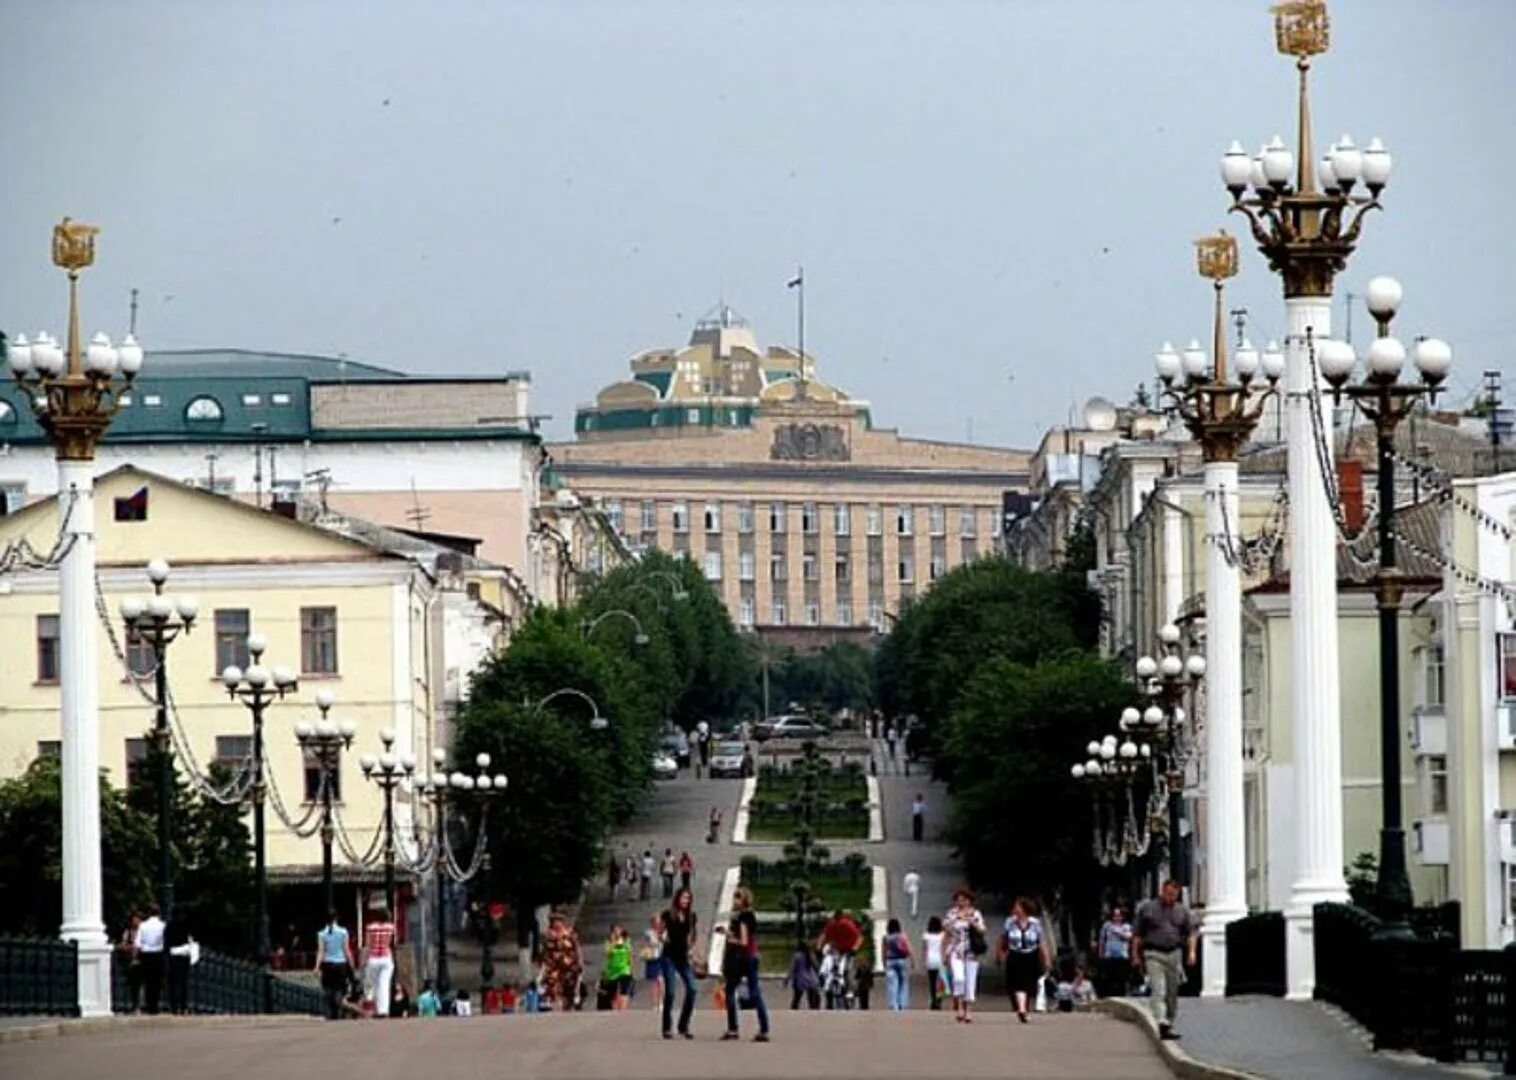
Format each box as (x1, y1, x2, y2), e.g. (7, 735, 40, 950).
(116, 903, 199, 1015)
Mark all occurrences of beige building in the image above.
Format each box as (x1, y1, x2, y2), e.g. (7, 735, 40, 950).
(550, 306, 1030, 634)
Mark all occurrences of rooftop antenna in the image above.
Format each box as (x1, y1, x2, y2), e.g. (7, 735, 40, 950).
(1229, 307, 1248, 348)
(250, 422, 269, 508)
(1344, 290, 1357, 346)
(305, 468, 333, 513)
(129, 287, 139, 337)
(204, 451, 219, 491)
(406, 479, 431, 531)
(787, 266, 805, 396)
(1484, 370, 1507, 474)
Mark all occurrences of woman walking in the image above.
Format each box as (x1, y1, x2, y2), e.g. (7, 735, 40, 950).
(720, 887, 770, 1042)
(360, 907, 397, 1018)
(783, 943, 820, 1010)
(660, 886, 700, 1039)
(999, 897, 1052, 1023)
(883, 918, 914, 1011)
(641, 914, 665, 1011)
(540, 911, 584, 1014)
(1096, 905, 1133, 998)
(922, 915, 946, 1011)
(943, 888, 986, 1023)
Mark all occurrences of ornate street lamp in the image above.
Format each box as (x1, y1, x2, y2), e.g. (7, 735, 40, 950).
(1319, 278, 1451, 941)
(1133, 625, 1206, 887)
(119, 559, 199, 919)
(5, 218, 143, 1016)
(415, 752, 506, 994)
(1073, 729, 1153, 869)
(293, 690, 356, 916)
(528, 687, 611, 731)
(580, 608, 651, 645)
(359, 732, 417, 917)
(642, 570, 691, 602)
(222, 633, 298, 1009)
(1155, 231, 1280, 994)
(1218, 0, 1391, 994)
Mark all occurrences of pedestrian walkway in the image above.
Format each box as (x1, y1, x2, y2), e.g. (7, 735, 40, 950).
(1107, 994, 1490, 1079)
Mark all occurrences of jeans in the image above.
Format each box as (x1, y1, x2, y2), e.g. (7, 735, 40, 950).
(1144, 950, 1183, 1027)
(885, 959, 909, 1011)
(662, 958, 697, 1035)
(724, 955, 770, 1035)
(661, 873, 675, 898)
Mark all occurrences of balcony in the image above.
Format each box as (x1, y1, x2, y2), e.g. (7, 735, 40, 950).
(1411, 706, 1446, 756)
(1499, 704, 1516, 751)
(1412, 818, 1450, 867)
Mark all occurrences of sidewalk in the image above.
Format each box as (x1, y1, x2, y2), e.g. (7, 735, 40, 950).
(1102, 994, 1493, 1079)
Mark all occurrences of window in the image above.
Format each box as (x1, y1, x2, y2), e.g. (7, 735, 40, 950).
(868, 601, 884, 630)
(805, 602, 820, 626)
(770, 600, 787, 626)
(738, 503, 754, 534)
(802, 503, 818, 534)
(866, 505, 883, 536)
(113, 486, 149, 521)
(803, 554, 818, 581)
(836, 601, 853, 626)
(185, 395, 224, 422)
(959, 506, 977, 537)
(215, 609, 251, 673)
(896, 506, 913, 536)
(930, 505, 946, 536)
(214, 735, 252, 772)
(143, 393, 163, 407)
(836, 553, 851, 583)
(686, 408, 701, 424)
(899, 554, 915, 584)
(605, 500, 623, 533)
(1424, 754, 1448, 816)
(738, 597, 755, 629)
(704, 502, 721, 533)
(125, 624, 155, 677)
(2, 482, 26, 515)
(271, 479, 301, 497)
(1423, 645, 1445, 708)
(271, 392, 293, 406)
(36, 614, 59, 682)
(1501, 635, 1516, 701)
(834, 504, 851, 536)
(769, 503, 786, 533)
(868, 556, 884, 585)
(304, 747, 341, 803)
(36, 740, 61, 760)
(930, 553, 948, 581)
(300, 606, 338, 675)
(672, 502, 689, 533)
(640, 500, 657, 532)
(739, 552, 755, 581)
(770, 554, 787, 582)
(118, 391, 133, 406)
(703, 551, 722, 581)
(125, 738, 150, 790)
(991, 512, 1003, 540)
(241, 393, 262, 407)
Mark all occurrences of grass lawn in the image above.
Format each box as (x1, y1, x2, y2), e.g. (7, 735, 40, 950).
(755, 773, 867, 803)
(742, 874, 873, 913)
(749, 770, 870, 841)
(745, 816, 871, 842)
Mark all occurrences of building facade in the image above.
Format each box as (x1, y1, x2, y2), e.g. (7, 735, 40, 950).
(551, 307, 1030, 634)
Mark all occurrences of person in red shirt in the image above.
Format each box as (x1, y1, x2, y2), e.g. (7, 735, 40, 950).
(817, 910, 863, 957)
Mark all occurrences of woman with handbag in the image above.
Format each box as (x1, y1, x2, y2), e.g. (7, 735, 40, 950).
(660, 886, 701, 1039)
(943, 888, 987, 1024)
(998, 897, 1052, 1023)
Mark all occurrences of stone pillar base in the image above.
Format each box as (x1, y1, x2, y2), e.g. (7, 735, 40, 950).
(1199, 907, 1243, 998)
(70, 934, 113, 1018)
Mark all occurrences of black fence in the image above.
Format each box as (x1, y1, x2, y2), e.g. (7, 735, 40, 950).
(110, 949, 322, 1015)
(1225, 911, 1285, 996)
(0, 937, 79, 1017)
(1314, 901, 1513, 1068)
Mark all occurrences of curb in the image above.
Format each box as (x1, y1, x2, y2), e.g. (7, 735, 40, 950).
(0, 1013, 322, 1046)
(1093, 998, 1269, 1080)
(730, 776, 757, 844)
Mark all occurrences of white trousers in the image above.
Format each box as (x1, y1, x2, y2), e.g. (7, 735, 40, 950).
(948, 956, 979, 1002)
(367, 955, 394, 1016)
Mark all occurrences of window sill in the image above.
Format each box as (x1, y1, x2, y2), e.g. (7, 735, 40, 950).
(34, 679, 60, 687)
(300, 673, 342, 681)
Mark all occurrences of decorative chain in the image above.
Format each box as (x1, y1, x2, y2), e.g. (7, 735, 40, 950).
(0, 486, 80, 575)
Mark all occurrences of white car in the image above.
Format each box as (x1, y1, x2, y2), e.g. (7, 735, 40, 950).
(709, 741, 751, 779)
(652, 752, 679, 780)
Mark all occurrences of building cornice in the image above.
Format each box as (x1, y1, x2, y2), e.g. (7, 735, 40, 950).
(551, 461, 1029, 487)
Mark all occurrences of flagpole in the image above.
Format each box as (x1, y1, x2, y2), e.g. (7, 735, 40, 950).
(789, 265, 805, 394)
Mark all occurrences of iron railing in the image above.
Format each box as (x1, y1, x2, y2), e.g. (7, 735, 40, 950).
(1224, 911, 1285, 996)
(0, 937, 79, 1017)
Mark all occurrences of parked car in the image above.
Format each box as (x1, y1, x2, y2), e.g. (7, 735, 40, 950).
(660, 729, 691, 767)
(652, 752, 679, 781)
(709, 741, 752, 779)
(751, 715, 831, 742)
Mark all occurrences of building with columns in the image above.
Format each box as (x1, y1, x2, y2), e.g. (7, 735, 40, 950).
(550, 306, 1030, 636)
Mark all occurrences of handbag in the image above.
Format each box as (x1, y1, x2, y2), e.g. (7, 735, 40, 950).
(968, 926, 988, 957)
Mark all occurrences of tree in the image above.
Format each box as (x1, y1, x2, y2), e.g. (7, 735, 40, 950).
(0, 757, 156, 937)
(765, 642, 876, 717)
(940, 654, 1134, 931)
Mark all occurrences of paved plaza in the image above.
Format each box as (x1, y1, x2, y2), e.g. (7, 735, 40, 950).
(0, 1011, 1171, 1080)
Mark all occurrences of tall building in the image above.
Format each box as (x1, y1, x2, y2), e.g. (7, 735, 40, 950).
(550, 305, 1030, 637)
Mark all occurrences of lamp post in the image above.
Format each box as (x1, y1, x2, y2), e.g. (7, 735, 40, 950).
(478, 853, 497, 988)
(1318, 278, 1451, 941)
(643, 570, 690, 602)
(1073, 730, 1152, 870)
(359, 732, 417, 916)
(1154, 232, 1281, 995)
(1219, 0, 1392, 996)
(581, 608, 651, 645)
(528, 687, 611, 731)
(222, 635, 298, 997)
(415, 752, 506, 994)
(1133, 625, 1206, 888)
(118, 559, 199, 920)
(293, 690, 356, 916)
(5, 219, 143, 1016)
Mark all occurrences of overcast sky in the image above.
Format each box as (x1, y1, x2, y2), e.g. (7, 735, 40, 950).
(3, 0, 1511, 447)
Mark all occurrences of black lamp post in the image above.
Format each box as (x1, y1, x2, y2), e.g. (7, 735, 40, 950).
(293, 690, 355, 915)
(359, 732, 415, 918)
(1317, 278, 1452, 940)
(118, 558, 198, 919)
(1133, 626, 1205, 888)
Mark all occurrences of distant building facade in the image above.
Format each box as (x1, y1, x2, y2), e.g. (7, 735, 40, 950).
(550, 306, 1030, 636)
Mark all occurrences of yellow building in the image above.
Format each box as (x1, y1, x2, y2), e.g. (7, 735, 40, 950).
(0, 466, 451, 906)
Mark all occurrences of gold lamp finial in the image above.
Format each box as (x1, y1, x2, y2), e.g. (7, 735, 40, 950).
(1272, 0, 1329, 60)
(1195, 230, 1239, 283)
(52, 218, 99, 273)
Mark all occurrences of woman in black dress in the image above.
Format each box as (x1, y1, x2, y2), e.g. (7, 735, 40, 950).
(998, 897, 1051, 1022)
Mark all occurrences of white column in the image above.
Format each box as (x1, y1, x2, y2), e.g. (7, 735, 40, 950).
(1282, 295, 1348, 1000)
(1201, 459, 1245, 997)
(1162, 502, 1185, 626)
(56, 459, 112, 1016)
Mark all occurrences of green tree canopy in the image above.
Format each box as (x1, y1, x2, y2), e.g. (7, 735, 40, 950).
(761, 641, 876, 717)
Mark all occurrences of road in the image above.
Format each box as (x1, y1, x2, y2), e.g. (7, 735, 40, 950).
(0, 1011, 1173, 1079)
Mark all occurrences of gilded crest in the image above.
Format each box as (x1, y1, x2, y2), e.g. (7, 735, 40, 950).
(1195, 230, 1239, 282)
(1272, 0, 1329, 59)
(52, 218, 99, 271)
(770, 423, 849, 462)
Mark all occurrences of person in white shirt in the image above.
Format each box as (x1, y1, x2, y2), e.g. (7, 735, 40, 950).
(136, 904, 167, 1015)
(922, 916, 946, 1011)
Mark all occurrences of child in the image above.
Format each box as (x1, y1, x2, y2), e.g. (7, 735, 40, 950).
(454, 989, 473, 1017)
(854, 952, 875, 1011)
(523, 978, 541, 1014)
(604, 924, 634, 1011)
(818, 945, 842, 1010)
(500, 983, 518, 1014)
(1058, 966, 1096, 1012)
(416, 980, 440, 1018)
(783, 944, 820, 1010)
(640, 915, 665, 1011)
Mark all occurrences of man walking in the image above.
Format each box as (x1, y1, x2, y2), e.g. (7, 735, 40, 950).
(910, 793, 925, 841)
(660, 848, 676, 898)
(884, 726, 899, 771)
(136, 903, 167, 1015)
(1132, 880, 1195, 1040)
(640, 848, 655, 901)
